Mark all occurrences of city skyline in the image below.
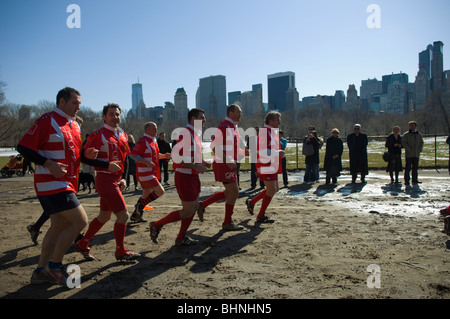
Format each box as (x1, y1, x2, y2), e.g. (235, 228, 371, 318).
(1, 1, 450, 112)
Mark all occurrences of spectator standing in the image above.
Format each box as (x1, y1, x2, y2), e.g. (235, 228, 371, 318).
(347, 124, 369, 183)
(385, 126, 402, 184)
(157, 132, 172, 186)
(402, 121, 424, 186)
(323, 128, 343, 184)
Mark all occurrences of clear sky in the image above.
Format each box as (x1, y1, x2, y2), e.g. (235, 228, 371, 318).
(1, 0, 449, 113)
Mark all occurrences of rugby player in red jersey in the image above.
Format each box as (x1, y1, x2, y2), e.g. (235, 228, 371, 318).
(150, 108, 210, 245)
(197, 104, 245, 231)
(246, 111, 285, 223)
(18, 87, 98, 286)
(75, 103, 140, 261)
(129, 121, 169, 222)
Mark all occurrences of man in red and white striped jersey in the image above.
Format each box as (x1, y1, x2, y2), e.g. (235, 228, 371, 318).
(197, 104, 245, 231)
(129, 121, 170, 222)
(17, 87, 99, 286)
(75, 103, 140, 261)
(150, 108, 211, 245)
(246, 111, 285, 223)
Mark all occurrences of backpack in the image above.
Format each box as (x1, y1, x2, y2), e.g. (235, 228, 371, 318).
(302, 141, 314, 156)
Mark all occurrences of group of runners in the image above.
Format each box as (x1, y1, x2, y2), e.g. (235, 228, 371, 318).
(17, 87, 285, 287)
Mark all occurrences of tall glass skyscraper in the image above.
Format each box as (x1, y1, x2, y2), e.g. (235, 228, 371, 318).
(196, 75, 227, 117)
(132, 83, 144, 114)
(267, 72, 298, 111)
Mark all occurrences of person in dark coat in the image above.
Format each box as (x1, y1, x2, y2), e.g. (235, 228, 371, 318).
(324, 128, 343, 184)
(347, 124, 368, 183)
(385, 126, 402, 184)
(157, 132, 172, 185)
(125, 135, 138, 191)
(303, 129, 321, 183)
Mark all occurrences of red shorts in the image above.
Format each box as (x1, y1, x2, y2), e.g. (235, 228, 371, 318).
(139, 178, 160, 189)
(213, 162, 237, 183)
(175, 172, 201, 202)
(259, 174, 278, 182)
(95, 173, 127, 213)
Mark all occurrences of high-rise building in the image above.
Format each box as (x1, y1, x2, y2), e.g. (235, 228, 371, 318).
(414, 70, 430, 111)
(334, 90, 345, 110)
(431, 41, 444, 92)
(360, 78, 382, 99)
(267, 72, 299, 111)
(382, 73, 409, 94)
(419, 44, 433, 80)
(241, 91, 253, 116)
(252, 84, 263, 113)
(132, 83, 144, 115)
(196, 75, 227, 117)
(174, 87, 188, 121)
(386, 74, 408, 113)
(228, 91, 242, 106)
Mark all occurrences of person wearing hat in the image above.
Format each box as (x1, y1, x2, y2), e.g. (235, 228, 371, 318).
(324, 128, 343, 184)
(347, 124, 369, 183)
(402, 121, 424, 186)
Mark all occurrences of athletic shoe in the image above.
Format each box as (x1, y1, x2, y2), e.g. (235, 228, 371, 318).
(74, 243, 95, 261)
(134, 202, 144, 216)
(256, 215, 274, 223)
(43, 266, 69, 287)
(197, 203, 205, 222)
(222, 221, 243, 231)
(149, 222, 162, 243)
(30, 269, 53, 285)
(27, 224, 40, 245)
(246, 198, 254, 215)
(115, 249, 141, 261)
(130, 212, 147, 223)
(175, 237, 194, 246)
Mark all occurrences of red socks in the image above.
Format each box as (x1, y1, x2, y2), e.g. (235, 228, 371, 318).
(176, 214, 194, 242)
(154, 210, 181, 228)
(224, 203, 234, 225)
(114, 222, 126, 254)
(78, 217, 104, 249)
(201, 191, 226, 208)
(154, 210, 195, 242)
(251, 189, 267, 205)
(257, 195, 273, 219)
(78, 218, 128, 254)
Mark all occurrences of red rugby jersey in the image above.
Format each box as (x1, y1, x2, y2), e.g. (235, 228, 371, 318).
(18, 108, 82, 196)
(172, 125, 203, 175)
(84, 124, 130, 176)
(256, 124, 282, 175)
(131, 134, 161, 182)
(211, 117, 240, 164)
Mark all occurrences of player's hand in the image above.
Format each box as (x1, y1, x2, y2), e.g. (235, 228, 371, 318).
(84, 147, 99, 160)
(194, 164, 207, 174)
(44, 159, 67, 178)
(119, 179, 126, 191)
(108, 161, 121, 173)
(144, 160, 155, 168)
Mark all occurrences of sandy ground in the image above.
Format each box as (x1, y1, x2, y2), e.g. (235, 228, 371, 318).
(0, 168, 449, 300)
